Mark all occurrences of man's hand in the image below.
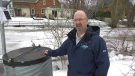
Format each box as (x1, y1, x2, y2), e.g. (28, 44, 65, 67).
(44, 50, 48, 55)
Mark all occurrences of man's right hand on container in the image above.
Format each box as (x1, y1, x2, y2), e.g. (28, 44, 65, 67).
(44, 50, 48, 55)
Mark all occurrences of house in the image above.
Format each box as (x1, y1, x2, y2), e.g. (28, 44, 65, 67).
(97, 0, 112, 11)
(11, 0, 60, 17)
(7, 1, 14, 17)
(97, 0, 134, 18)
(45, 5, 74, 19)
(2, 1, 14, 17)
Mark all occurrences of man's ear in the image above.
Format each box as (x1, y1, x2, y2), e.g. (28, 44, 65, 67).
(86, 18, 88, 23)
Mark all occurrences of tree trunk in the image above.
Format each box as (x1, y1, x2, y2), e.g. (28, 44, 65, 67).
(128, 5, 135, 27)
(111, 0, 127, 28)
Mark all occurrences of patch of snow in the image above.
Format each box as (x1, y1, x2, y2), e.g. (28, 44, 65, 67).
(118, 54, 124, 60)
(0, 55, 3, 63)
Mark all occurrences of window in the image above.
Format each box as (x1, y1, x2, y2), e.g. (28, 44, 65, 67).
(53, 0, 55, 5)
(43, 0, 46, 5)
(52, 10, 57, 17)
(41, 8, 45, 14)
(31, 9, 35, 15)
(10, 9, 13, 14)
(17, 9, 20, 13)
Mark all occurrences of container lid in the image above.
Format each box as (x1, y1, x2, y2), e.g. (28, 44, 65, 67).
(2, 46, 51, 67)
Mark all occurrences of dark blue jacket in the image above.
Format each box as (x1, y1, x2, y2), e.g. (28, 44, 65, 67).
(47, 25, 110, 76)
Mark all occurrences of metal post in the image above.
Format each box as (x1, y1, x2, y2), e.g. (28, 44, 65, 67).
(47, 10, 50, 25)
(0, 0, 2, 7)
(32, 21, 33, 26)
(0, 0, 7, 55)
(61, 3, 64, 17)
(0, 24, 6, 55)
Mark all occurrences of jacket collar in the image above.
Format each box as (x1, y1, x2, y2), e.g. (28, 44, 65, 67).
(67, 25, 94, 45)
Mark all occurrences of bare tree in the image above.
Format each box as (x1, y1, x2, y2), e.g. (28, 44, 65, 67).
(105, 27, 135, 56)
(111, 0, 135, 28)
(111, 0, 128, 28)
(42, 20, 72, 68)
(64, 0, 97, 19)
(127, 4, 135, 27)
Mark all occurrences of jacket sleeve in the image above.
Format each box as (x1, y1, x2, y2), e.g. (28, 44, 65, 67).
(94, 38, 110, 76)
(47, 39, 68, 57)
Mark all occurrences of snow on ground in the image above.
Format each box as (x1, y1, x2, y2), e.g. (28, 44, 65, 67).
(0, 17, 135, 76)
(0, 27, 135, 76)
(11, 17, 34, 21)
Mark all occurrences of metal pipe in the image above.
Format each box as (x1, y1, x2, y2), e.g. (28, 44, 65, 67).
(0, 0, 2, 6)
(47, 10, 50, 25)
(0, 23, 7, 55)
(0, 0, 7, 55)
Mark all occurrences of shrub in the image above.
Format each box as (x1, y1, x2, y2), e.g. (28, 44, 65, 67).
(96, 11, 111, 18)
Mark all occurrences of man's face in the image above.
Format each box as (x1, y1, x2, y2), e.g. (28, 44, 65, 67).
(74, 12, 88, 32)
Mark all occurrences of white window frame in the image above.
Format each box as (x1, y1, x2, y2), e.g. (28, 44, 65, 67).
(53, 0, 55, 5)
(10, 9, 13, 14)
(41, 8, 45, 14)
(31, 9, 35, 15)
(43, 0, 46, 5)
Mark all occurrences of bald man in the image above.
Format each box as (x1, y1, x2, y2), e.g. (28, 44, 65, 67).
(45, 10, 110, 76)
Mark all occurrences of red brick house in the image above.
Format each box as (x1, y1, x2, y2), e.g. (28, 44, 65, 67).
(97, 0, 134, 18)
(97, 0, 112, 11)
(11, 0, 60, 17)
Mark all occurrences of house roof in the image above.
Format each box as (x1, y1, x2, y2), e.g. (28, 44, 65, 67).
(13, 4, 30, 8)
(11, 0, 38, 3)
(129, 2, 134, 8)
(2, 1, 11, 7)
(47, 5, 61, 8)
(97, 0, 112, 8)
(103, 0, 113, 7)
(46, 5, 72, 9)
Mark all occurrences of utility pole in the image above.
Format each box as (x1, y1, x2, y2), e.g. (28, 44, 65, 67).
(58, 0, 64, 17)
(0, 0, 7, 55)
(0, 0, 2, 6)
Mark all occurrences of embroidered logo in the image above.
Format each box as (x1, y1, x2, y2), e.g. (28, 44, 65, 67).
(103, 50, 106, 52)
(81, 45, 88, 49)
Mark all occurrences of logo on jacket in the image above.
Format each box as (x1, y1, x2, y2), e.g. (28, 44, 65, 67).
(81, 45, 88, 49)
(103, 50, 106, 52)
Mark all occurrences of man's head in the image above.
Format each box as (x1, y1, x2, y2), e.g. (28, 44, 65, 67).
(74, 10, 88, 33)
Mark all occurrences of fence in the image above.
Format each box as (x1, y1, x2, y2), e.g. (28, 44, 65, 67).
(4, 19, 109, 28)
